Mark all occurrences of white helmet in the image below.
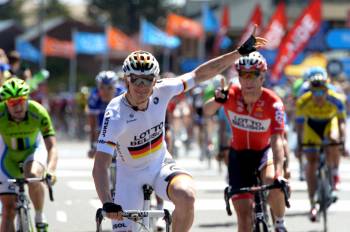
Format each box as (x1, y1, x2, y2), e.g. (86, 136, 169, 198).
(95, 71, 118, 86)
(122, 50, 160, 76)
(235, 51, 267, 72)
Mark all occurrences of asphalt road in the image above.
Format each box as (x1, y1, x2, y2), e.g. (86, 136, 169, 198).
(40, 133, 350, 232)
(2, 119, 350, 232)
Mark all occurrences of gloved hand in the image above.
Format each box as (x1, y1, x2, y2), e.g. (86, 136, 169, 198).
(45, 171, 57, 185)
(237, 24, 267, 55)
(103, 202, 123, 220)
(214, 87, 229, 103)
(238, 35, 257, 56)
(274, 175, 291, 198)
(214, 76, 231, 104)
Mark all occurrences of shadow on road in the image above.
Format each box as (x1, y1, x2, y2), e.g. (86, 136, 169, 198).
(198, 221, 235, 228)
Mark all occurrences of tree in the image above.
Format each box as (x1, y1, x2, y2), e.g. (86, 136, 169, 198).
(0, 1, 25, 24)
(88, 0, 177, 33)
(44, 0, 71, 19)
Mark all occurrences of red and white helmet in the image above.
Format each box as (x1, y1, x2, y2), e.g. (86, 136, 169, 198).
(235, 51, 267, 72)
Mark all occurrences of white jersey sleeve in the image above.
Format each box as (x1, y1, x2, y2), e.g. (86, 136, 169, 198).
(155, 78, 184, 96)
(96, 97, 126, 156)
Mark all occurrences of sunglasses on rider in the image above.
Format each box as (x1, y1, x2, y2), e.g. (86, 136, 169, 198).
(238, 70, 261, 78)
(128, 74, 155, 87)
(6, 96, 28, 107)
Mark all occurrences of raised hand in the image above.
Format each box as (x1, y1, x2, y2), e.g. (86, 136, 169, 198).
(214, 77, 232, 103)
(238, 24, 268, 55)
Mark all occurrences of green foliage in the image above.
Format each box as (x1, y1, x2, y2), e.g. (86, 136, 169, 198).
(45, 0, 71, 19)
(88, 0, 170, 33)
(0, 1, 25, 24)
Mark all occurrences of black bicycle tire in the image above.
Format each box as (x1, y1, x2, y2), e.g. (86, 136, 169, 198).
(17, 207, 31, 232)
(319, 169, 328, 232)
(254, 219, 269, 232)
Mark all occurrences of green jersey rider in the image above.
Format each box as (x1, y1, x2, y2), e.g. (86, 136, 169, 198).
(0, 78, 58, 232)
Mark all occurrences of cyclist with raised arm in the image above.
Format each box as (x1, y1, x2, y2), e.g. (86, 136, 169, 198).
(0, 78, 58, 232)
(204, 51, 289, 232)
(295, 68, 347, 221)
(92, 28, 267, 232)
(87, 71, 125, 158)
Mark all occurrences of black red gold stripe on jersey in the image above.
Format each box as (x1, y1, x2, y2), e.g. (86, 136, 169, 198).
(128, 133, 163, 159)
(181, 79, 188, 92)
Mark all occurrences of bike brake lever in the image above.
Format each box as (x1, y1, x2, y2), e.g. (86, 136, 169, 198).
(45, 177, 54, 202)
(224, 187, 232, 216)
(282, 185, 290, 208)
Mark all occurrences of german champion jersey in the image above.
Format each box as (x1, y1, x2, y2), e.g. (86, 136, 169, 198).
(96, 78, 185, 168)
(222, 85, 285, 150)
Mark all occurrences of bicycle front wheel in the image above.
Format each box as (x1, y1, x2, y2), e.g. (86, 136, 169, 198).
(254, 219, 269, 232)
(318, 170, 329, 232)
(16, 207, 33, 232)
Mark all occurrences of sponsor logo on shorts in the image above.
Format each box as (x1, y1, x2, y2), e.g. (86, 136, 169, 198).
(113, 223, 127, 229)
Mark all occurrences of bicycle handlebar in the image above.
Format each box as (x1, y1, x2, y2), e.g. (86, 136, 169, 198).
(96, 208, 172, 232)
(4, 176, 54, 202)
(224, 179, 290, 216)
(300, 142, 344, 147)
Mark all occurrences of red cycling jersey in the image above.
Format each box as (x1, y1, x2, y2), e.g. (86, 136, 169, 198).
(222, 84, 285, 150)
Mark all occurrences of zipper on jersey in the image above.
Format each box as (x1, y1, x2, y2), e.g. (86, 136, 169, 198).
(246, 101, 256, 150)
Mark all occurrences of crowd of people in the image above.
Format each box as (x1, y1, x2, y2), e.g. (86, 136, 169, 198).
(0, 24, 349, 231)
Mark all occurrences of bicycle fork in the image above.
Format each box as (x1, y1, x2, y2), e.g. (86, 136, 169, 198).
(143, 184, 153, 229)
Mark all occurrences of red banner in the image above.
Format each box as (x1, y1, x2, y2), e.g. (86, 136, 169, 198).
(107, 26, 140, 51)
(166, 13, 204, 39)
(270, 0, 322, 81)
(237, 4, 262, 46)
(43, 36, 75, 58)
(261, 1, 287, 50)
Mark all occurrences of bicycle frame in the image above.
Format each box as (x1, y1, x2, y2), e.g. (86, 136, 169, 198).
(316, 145, 338, 232)
(302, 142, 342, 231)
(96, 184, 172, 232)
(5, 177, 54, 232)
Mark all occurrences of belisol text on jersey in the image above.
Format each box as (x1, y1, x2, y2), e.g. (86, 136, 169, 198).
(230, 114, 271, 132)
(130, 122, 164, 146)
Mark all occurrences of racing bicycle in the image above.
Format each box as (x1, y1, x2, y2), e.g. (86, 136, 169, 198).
(96, 184, 172, 232)
(2, 176, 54, 232)
(302, 142, 343, 232)
(224, 171, 290, 232)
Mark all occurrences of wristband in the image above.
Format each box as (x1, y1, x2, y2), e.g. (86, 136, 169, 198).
(180, 72, 195, 92)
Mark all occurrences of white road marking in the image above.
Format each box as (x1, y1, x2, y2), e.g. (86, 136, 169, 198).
(56, 210, 67, 222)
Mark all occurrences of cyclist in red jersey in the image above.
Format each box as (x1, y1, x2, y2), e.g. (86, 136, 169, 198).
(204, 51, 288, 232)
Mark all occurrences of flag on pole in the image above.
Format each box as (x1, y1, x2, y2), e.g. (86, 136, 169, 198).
(16, 40, 42, 63)
(260, 1, 287, 50)
(237, 4, 262, 46)
(74, 32, 107, 54)
(202, 4, 219, 33)
(166, 13, 204, 39)
(43, 36, 75, 58)
(141, 19, 181, 49)
(270, 0, 322, 82)
(107, 26, 140, 51)
(212, 4, 231, 56)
